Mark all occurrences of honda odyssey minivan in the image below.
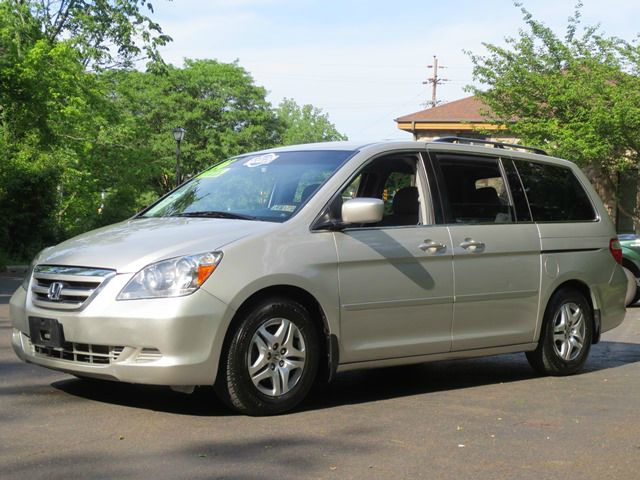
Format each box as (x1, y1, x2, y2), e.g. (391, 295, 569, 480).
(10, 138, 627, 415)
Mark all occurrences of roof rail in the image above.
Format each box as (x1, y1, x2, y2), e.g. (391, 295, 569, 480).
(432, 136, 547, 156)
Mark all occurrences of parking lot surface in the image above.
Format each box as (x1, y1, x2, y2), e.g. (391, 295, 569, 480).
(2, 272, 640, 479)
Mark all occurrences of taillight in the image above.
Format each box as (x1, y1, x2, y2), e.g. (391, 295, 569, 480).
(610, 238, 623, 264)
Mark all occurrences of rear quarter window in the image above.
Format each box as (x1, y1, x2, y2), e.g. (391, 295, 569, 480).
(515, 161, 597, 222)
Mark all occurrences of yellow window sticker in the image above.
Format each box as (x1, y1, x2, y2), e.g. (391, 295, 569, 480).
(198, 159, 233, 178)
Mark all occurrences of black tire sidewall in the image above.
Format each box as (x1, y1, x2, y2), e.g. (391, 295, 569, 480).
(223, 299, 320, 415)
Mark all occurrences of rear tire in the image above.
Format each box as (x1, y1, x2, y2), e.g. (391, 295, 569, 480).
(215, 297, 319, 416)
(526, 288, 593, 376)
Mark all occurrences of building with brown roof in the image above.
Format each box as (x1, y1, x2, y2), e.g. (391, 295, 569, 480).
(395, 95, 513, 142)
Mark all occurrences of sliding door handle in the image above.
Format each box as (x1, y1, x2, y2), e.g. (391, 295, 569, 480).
(460, 238, 485, 253)
(419, 240, 447, 254)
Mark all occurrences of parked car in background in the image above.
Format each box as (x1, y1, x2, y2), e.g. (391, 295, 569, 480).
(10, 138, 627, 415)
(619, 234, 640, 306)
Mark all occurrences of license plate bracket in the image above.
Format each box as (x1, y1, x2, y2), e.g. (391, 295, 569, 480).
(28, 317, 65, 348)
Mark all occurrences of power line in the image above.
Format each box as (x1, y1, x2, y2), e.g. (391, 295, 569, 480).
(352, 90, 425, 138)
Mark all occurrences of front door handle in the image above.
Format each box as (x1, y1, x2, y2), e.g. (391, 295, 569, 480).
(419, 240, 447, 254)
(460, 238, 485, 253)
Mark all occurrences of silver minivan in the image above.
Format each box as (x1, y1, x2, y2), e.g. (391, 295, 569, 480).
(10, 139, 627, 415)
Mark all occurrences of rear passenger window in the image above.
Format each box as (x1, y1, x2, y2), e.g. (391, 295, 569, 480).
(515, 161, 596, 222)
(435, 154, 514, 224)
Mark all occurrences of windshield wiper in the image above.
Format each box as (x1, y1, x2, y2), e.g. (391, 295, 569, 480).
(171, 211, 257, 220)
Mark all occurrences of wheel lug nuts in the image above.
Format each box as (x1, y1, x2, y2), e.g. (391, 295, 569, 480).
(279, 360, 284, 367)
(270, 364, 276, 370)
(273, 343, 278, 349)
(280, 348, 286, 354)
(267, 353, 271, 359)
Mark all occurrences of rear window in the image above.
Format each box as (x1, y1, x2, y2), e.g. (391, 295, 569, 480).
(515, 161, 596, 222)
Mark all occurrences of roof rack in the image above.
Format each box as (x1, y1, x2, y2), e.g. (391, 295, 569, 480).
(432, 136, 548, 156)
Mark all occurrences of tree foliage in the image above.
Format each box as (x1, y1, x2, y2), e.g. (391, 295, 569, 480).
(276, 98, 347, 145)
(103, 60, 285, 192)
(467, 2, 640, 197)
(1, 2, 110, 256)
(25, 0, 171, 69)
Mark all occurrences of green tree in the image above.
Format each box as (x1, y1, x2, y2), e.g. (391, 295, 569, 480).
(276, 98, 347, 145)
(103, 60, 284, 192)
(24, 0, 171, 69)
(1, 3, 98, 255)
(0, 0, 169, 258)
(467, 2, 640, 210)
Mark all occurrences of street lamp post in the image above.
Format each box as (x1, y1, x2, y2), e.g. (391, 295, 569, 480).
(172, 126, 186, 187)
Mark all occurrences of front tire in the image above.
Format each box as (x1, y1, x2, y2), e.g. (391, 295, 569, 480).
(216, 297, 320, 415)
(526, 288, 593, 376)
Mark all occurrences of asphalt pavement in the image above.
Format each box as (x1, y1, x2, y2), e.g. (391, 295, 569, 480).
(2, 272, 640, 479)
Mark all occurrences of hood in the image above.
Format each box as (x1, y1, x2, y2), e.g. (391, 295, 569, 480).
(38, 217, 277, 273)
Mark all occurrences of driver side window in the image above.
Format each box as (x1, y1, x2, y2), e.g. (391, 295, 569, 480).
(336, 153, 429, 227)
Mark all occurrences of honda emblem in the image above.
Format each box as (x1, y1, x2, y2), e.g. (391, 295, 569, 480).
(47, 282, 64, 301)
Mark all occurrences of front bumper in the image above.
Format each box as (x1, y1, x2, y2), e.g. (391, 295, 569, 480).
(10, 273, 233, 386)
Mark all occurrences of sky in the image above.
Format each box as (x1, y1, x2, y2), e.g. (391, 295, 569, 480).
(150, 0, 640, 142)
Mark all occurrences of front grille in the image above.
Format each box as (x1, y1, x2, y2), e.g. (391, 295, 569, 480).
(30, 265, 115, 310)
(31, 340, 124, 365)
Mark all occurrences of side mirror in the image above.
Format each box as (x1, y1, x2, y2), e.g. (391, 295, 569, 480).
(342, 198, 384, 224)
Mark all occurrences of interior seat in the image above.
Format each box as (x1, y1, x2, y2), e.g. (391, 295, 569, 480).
(380, 186, 419, 226)
(300, 183, 321, 203)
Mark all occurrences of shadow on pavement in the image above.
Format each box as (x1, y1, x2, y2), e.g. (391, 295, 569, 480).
(52, 379, 232, 416)
(2, 426, 379, 480)
(51, 340, 640, 416)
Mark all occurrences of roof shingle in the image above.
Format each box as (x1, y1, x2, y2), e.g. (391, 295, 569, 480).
(395, 96, 494, 123)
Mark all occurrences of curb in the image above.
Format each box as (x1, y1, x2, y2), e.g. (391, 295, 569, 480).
(5, 265, 28, 274)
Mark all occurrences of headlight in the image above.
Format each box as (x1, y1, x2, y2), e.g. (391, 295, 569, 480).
(117, 252, 223, 300)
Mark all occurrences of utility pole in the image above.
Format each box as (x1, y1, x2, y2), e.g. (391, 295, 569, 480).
(423, 55, 448, 108)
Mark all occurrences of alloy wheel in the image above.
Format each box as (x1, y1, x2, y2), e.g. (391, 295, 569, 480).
(247, 318, 306, 396)
(552, 302, 585, 362)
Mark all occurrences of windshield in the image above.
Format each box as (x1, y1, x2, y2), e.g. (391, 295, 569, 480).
(141, 150, 354, 222)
